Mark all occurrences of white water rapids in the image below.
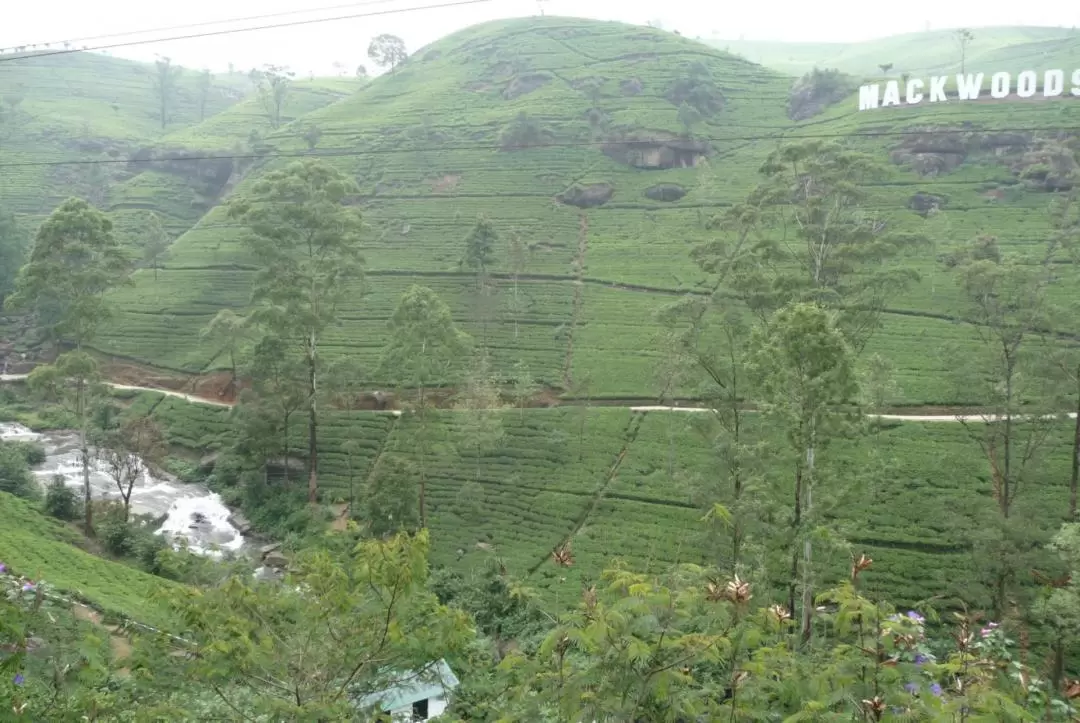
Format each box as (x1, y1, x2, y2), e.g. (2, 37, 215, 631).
(0, 421, 248, 558)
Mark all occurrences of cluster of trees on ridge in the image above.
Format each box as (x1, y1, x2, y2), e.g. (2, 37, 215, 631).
(2, 132, 1080, 718)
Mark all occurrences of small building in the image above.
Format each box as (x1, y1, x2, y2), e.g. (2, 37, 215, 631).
(354, 658, 460, 722)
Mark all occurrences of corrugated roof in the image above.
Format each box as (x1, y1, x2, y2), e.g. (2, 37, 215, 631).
(355, 659, 460, 712)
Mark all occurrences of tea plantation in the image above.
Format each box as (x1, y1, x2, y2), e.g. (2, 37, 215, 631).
(129, 388, 1077, 612)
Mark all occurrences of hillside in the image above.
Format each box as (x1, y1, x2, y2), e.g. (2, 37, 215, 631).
(50, 15, 1074, 409)
(705, 26, 1079, 77)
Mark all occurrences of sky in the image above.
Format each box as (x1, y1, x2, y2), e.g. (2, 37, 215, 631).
(2, 0, 1078, 76)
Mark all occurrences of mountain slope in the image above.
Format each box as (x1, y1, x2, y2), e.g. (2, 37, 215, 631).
(705, 26, 1078, 77)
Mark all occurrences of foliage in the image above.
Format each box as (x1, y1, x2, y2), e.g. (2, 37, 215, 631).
(0, 206, 26, 305)
(43, 474, 80, 521)
(4, 197, 131, 348)
(160, 530, 473, 719)
(228, 159, 365, 503)
(95, 414, 166, 521)
(151, 55, 182, 129)
(367, 34, 408, 73)
(249, 64, 294, 129)
(139, 210, 170, 282)
(0, 440, 38, 499)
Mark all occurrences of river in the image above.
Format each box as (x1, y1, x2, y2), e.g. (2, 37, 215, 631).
(0, 421, 249, 558)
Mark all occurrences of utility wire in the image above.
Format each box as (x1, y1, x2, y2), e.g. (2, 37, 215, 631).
(0, 0, 508, 64)
(0, 0, 435, 55)
(0, 124, 1076, 169)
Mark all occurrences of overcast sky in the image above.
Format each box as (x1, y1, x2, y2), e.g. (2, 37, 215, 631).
(3, 0, 1078, 76)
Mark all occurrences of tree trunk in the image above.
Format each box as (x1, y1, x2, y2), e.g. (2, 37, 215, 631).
(419, 384, 427, 529)
(1070, 369, 1080, 520)
(800, 440, 816, 645)
(79, 424, 93, 535)
(788, 462, 802, 627)
(307, 337, 318, 505)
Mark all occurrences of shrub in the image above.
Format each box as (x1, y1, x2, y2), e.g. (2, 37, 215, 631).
(43, 475, 79, 521)
(0, 442, 38, 499)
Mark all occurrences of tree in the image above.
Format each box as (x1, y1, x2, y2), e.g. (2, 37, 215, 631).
(199, 308, 251, 400)
(160, 531, 473, 718)
(947, 234, 1057, 615)
(4, 198, 131, 534)
(748, 302, 857, 644)
(0, 207, 25, 307)
(249, 64, 294, 129)
(140, 210, 170, 281)
(506, 232, 530, 340)
(955, 28, 975, 75)
(454, 351, 505, 486)
(355, 64, 368, 78)
(461, 215, 498, 346)
(676, 101, 702, 137)
(228, 160, 364, 504)
(152, 56, 182, 129)
(367, 34, 408, 73)
(97, 415, 166, 521)
(510, 359, 538, 420)
(195, 69, 213, 122)
(377, 285, 470, 527)
(302, 124, 322, 150)
(878, 62, 893, 75)
(731, 141, 925, 353)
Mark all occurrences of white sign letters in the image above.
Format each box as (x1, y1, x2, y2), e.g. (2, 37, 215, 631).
(858, 69, 1080, 111)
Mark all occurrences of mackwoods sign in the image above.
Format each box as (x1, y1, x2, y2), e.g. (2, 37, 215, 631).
(858, 69, 1080, 110)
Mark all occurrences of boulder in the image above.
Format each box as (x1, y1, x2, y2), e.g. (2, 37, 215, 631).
(198, 452, 219, 473)
(908, 192, 947, 216)
(556, 182, 614, 208)
(263, 550, 288, 569)
(644, 183, 687, 202)
(228, 512, 253, 535)
(260, 542, 283, 557)
(502, 72, 552, 99)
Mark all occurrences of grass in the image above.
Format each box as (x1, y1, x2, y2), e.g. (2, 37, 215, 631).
(0, 491, 178, 626)
(139, 390, 1079, 616)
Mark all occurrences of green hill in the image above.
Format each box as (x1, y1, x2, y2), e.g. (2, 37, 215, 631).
(704, 26, 1079, 77)
(61, 15, 1078, 408)
(0, 491, 176, 626)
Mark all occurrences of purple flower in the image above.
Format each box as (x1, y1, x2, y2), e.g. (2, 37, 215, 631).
(979, 622, 999, 639)
(21, 582, 34, 593)
(930, 683, 942, 697)
(13, 673, 24, 686)
(904, 682, 918, 694)
(906, 610, 925, 624)
(0, 562, 6, 574)
(914, 654, 928, 664)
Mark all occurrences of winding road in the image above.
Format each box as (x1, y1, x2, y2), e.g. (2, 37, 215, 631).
(4, 374, 1076, 423)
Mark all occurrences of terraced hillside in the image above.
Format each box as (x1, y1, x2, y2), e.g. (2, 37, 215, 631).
(135, 389, 1078, 613)
(707, 26, 1079, 77)
(80, 16, 1080, 408)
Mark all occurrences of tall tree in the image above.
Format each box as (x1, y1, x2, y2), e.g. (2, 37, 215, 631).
(506, 232, 530, 340)
(748, 301, 857, 644)
(734, 141, 924, 353)
(461, 215, 498, 346)
(151, 56, 182, 129)
(454, 351, 505, 486)
(367, 34, 408, 73)
(955, 28, 975, 75)
(195, 68, 213, 122)
(199, 308, 251, 400)
(947, 234, 1057, 615)
(377, 284, 470, 527)
(249, 64, 294, 129)
(96, 414, 166, 521)
(0, 207, 25, 307)
(228, 160, 364, 504)
(140, 210, 170, 282)
(5, 198, 131, 533)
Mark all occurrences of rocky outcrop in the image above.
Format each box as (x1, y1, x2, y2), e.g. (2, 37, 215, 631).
(890, 129, 1035, 177)
(602, 132, 708, 170)
(787, 68, 858, 121)
(227, 512, 252, 535)
(620, 78, 643, 96)
(644, 183, 687, 202)
(126, 146, 236, 199)
(503, 72, 552, 99)
(908, 192, 948, 216)
(556, 183, 614, 208)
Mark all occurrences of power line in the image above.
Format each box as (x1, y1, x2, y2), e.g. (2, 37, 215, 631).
(0, 0, 431, 55)
(0, 124, 1076, 169)
(0, 0, 508, 64)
